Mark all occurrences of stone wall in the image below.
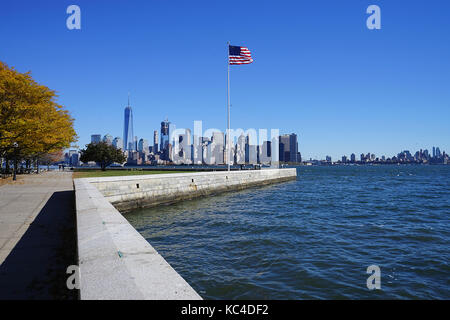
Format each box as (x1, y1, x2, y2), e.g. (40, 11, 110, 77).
(86, 168, 297, 212)
(74, 168, 297, 299)
(74, 178, 202, 300)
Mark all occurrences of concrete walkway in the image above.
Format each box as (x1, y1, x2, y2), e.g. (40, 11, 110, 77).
(0, 171, 77, 299)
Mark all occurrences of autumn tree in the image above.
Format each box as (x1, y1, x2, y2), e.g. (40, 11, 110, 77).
(0, 61, 77, 169)
(40, 150, 64, 170)
(80, 142, 126, 171)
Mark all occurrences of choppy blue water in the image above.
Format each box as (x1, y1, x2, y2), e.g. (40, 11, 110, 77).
(126, 165, 450, 299)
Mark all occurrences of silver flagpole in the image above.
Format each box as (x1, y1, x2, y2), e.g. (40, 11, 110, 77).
(227, 41, 231, 172)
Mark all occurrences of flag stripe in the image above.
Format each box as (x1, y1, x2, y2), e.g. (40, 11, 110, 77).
(229, 45, 253, 65)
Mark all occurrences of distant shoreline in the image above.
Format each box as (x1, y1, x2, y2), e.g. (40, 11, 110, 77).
(65, 162, 450, 172)
(299, 162, 450, 166)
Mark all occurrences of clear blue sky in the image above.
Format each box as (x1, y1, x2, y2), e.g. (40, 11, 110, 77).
(1, 0, 449, 160)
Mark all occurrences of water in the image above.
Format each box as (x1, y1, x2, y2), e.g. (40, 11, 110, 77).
(125, 165, 450, 299)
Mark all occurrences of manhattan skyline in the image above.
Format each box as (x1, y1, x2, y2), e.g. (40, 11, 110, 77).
(1, 0, 449, 160)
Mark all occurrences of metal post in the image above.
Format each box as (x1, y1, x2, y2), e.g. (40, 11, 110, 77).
(227, 42, 231, 172)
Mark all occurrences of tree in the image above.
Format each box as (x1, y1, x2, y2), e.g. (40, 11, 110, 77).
(40, 150, 64, 170)
(80, 142, 126, 171)
(0, 61, 77, 166)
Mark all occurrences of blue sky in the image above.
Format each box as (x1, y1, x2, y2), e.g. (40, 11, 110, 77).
(1, 0, 449, 160)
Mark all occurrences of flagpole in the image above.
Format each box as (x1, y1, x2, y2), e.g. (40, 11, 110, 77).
(227, 41, 231, 172)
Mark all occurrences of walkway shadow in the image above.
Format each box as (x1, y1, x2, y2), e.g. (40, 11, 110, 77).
(0, 191, 78, 300)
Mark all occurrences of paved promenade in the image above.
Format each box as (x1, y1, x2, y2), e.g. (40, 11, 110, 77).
(0, 171, 77, 299)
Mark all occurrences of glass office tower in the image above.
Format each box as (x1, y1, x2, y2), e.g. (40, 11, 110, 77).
(123, 103, 134, 151)
(160, 119, 170, 152)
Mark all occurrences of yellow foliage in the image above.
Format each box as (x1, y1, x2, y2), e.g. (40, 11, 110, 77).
(0, 61, 77, 159)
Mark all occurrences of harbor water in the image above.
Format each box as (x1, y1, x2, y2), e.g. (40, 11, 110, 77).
(126, 165, 450, 299)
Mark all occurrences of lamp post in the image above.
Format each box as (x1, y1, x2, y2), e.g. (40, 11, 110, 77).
(12, 142, 18, 181)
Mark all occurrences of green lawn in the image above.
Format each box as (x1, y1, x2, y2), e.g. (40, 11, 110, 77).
(73, 170, 185, 179)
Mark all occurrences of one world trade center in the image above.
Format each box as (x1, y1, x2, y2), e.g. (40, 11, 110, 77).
(123, 95, 135, 151)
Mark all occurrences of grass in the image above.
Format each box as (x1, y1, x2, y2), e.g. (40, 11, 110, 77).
(73, 169, 186, 179)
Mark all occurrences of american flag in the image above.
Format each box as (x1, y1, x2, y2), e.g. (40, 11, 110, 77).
(229, 45, 253, 65)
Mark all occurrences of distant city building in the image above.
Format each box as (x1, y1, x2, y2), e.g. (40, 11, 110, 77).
(66, 149, 79, 166)
(173, 129, 192, 164)
(260, 141, 272, 164)
(112, 137, 123, 150)
(70, 152, 79, 167)
(123, 98, 135, 151)
(245, 134, 257, 164)
(289, 134, 299, 162)
(436, 147, 441, 158)
(279, 133, 299, 163)
(310, 146, 448, 166)
(191, 135, 202, 164)
(91, 134, 101, 144)
(212, 131, 225, 164)
(203, 140, 215, 165)
(235, 134, 246, 165)
(279, 135, 289, 162)
(103, 134, 113, 145)
(90, 111, 308, 166)
(127, 150, 142, 165)
(138, 138, 149, 155)
(160, 119, 170, 157)
(153, 130, 159, 154)
(398, 150, 413, 162)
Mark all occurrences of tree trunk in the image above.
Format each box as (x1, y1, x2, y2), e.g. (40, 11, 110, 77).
(13, 158, 18, 180)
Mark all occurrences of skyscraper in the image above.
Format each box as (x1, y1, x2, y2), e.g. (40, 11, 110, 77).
(235, 134, 246, 164)
(245, 134, 257, 164)
(91, 134, 101, 144)
(123, 96, 135, 151)
(436, 147, 441, 158)
(260, 141, 272, 164)
(153, 130, 159, 153)
(112, 137, 123, 150)
(138, 139, 149, 155)
(279, 134, 298, 163)
(212, 132, 225, 164)
(160, 119, 170, 153)
(289, 133, 299, 162)
(103, 134, 113, 145)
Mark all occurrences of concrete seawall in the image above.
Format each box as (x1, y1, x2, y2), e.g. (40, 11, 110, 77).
(74, 168, 297, 300)
(87, 168, 297, 212)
